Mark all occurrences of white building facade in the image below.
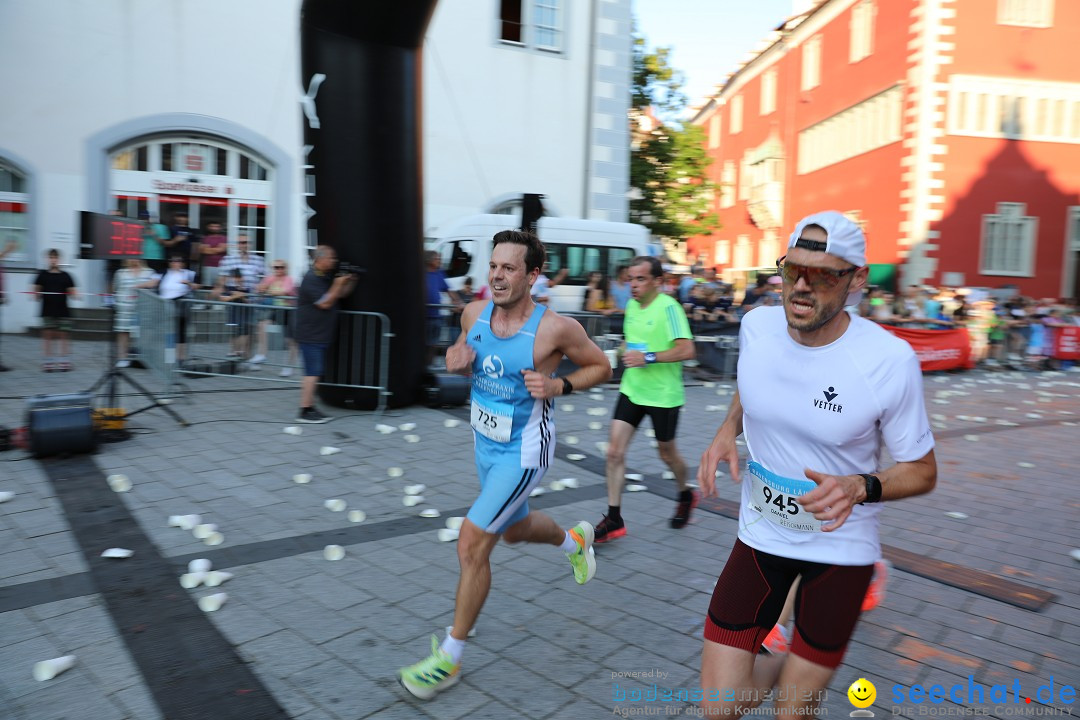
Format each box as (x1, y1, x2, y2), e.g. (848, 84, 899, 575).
(0, 0, 632, 331)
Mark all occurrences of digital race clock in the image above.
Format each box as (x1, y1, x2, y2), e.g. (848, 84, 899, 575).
(78, 211, 147, 260)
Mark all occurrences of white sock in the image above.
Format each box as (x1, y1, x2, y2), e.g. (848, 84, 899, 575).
(559, 530, 580, 553)
(440, 633, 466, 664)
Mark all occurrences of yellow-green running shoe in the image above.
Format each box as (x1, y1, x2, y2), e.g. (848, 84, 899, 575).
(398, 635, 460, 700)
(567, 521, 596, 584)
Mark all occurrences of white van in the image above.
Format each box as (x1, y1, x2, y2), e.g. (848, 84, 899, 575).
(428, 214, 658, 313)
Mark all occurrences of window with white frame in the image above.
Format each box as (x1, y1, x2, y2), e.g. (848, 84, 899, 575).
(997, 0, 1053, 27)
(798, 85, 903, 174)
(981, 202, 1037, 276)
(0, 160, 30, 267)
(801, 36, 822, 91)
(734, 235, 752, 269)
(739, 155, 751, 201)
(533, 0, 562, 51)
(708, 115, 721, 149)
(720, 161, 736, 208)
(850, 0, 875, 63)
(730, 95, 743, 134)
(715, 239, 730, 265)
(761, 70, 777, 116)
(948, 75, 1080, 144)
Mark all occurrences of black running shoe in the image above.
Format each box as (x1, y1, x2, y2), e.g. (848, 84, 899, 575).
(670, 490, 699, 529)
(297, 407, 330, 424)
(593, 514, 627, 544)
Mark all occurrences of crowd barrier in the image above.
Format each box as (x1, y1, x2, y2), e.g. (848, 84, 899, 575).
(134, 290, 391, 411)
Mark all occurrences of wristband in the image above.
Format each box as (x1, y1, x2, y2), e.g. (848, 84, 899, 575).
(560, 377, 574, 396)
(859, 474, 882, 504)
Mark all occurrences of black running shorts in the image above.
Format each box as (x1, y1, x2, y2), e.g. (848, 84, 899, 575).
(704, 539, 873, 669)
(612, 393, 681, 442)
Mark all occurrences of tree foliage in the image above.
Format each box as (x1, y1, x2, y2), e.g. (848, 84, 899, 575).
(629, 36, 719, 248)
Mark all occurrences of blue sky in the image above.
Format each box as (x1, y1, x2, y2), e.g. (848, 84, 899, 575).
(633, 0, 795, 112)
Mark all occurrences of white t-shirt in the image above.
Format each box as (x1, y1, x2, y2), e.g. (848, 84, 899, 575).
(531, 274, 551, 299)
(735, 306, 935, 565)
(158, 269, 195, 300)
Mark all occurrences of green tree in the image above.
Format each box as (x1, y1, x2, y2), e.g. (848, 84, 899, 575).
(629, 36, 719, 252)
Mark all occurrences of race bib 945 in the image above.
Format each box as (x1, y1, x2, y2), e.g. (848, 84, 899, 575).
(747, 461, 824, 532)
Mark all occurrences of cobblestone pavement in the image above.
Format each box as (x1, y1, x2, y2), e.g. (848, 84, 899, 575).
(0, 335, 1077, 720)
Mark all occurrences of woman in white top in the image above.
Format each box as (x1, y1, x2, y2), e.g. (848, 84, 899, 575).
(152, 255, 199, 362)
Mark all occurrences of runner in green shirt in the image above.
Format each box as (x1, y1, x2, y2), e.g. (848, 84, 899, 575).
(594, 255, 697, 542)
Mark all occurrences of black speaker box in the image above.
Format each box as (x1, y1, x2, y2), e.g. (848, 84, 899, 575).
(26, 393, 97, 457)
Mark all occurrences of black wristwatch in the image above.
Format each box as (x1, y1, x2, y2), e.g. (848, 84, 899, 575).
(560, 377, 574, 396)
(859, 474, 882, 504)
(644, 352, 657, 364)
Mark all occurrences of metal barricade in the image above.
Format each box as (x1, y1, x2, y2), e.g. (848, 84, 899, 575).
(134, 289, 179, 394)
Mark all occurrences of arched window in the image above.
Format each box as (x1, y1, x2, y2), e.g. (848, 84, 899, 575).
(0, 159, 30, 267)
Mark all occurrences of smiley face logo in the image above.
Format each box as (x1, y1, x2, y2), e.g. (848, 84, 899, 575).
(848, 678, 876, 709)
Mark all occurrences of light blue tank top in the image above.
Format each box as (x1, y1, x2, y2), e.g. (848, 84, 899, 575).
(468, 301, 554, 467)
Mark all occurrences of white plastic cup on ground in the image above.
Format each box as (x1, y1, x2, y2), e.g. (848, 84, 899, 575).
(443, 419, 460, 428)
(588, 422, 603, 431)
(565, 436, 578, 445)
(203, 532, 225, 546)
(180, 572, 206, 589)
(101, 548, 133, 559)
(388, 467, 404, 478)
(293, 473, 312, 484)
(437, 528, 460, 542)
(560, 478, 579, 489)
(399, 422, 417, 431)
(323, 545, 345, 561)
(348, 510, 367, 523)
(0, 491, 14, 503)
(193, 523, 218, 540)
(204, 571, 234, 587)
(404, 434, 420, 443)
(177, 514, 201, 531)
(324, 499, 347, 512)
(188, 559, 211, 574)
(529, 487, 545, 497)
(198, 593, 228, 612)
(549, 480, 565, 491)
(107, 474, 132, 492)
(33, 655, 76, 681)
(403, 495, 424, 507)
(625, 473, 644, 482)
(419, 508, 440, 518)
(375, 423, 396, 434)
(404, 484, 426, 496)
(283, 426, 302, 435)
(445, 516, 465, 531)
(320, 446, 341, 456)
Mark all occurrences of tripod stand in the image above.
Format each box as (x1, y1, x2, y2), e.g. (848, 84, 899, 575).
(85, 279, 188, 434)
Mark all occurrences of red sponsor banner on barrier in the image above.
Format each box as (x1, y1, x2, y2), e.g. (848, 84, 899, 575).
(879, 325, 974, 372)
(1052, 326, 1080, 360)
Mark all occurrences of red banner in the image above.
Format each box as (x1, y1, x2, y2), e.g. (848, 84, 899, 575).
(1052, 326, 1080, 360)
(879, 325, 974, 372)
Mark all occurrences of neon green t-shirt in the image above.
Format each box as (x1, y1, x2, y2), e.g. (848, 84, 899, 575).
(620, 293, 693, 408)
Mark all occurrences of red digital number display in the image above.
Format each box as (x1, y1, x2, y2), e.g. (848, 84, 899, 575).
(80, 212, 148, 260)
(108, 221, 143, 256)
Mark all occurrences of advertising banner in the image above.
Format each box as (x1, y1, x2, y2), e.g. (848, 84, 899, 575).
(1052, 326, 1080, 360)
(879, 325, 974, 372)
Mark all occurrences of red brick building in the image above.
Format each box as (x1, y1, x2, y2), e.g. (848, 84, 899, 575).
(689, 0, 1080, 300)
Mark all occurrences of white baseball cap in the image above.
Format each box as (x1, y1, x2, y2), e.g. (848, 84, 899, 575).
(787, 211, 866, 268)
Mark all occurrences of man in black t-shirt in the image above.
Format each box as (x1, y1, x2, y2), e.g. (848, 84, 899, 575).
(32, 248, 78, 371)
(294, 245, 357, 423)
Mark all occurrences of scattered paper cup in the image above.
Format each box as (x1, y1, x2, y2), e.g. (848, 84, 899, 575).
(560, 478, 579, 489)
(626, 484, 648, 493)
(443, 419, 460, 428)
(549, 480, 565, 491)
(567, 453, 586, 461)
(203, 532, 225, 546)
(944, 511, 969, 520)
(107, 474, 131, 492)
(445, 625, 477, 638)
(293, 473, 312, 485)
(419, 508, 441, 518)
(323, 545, 345, 561)
(198, 593, 228, 612)
(963, 435, 979, 442)
(180, 572, 206, 589)
(283, 426, 303, 435)
(101, 548, 133, 559)
(404, 484, 426, 496)
(565, 436, 579, 445)
(1017, 462, 1035, 468)
(587, 407, 606, 416)
(399, 422, 417, 431)
(387, 468, 405, 479)
(595, 442, 609, 453)
(324, 499, 347, 512)
(188, 559, 211, 574)
(529, 487, 546, 497)
(33, 655, 76, 682)
(437, 528, 460, 542)
(177, 514, 201, 531)
(348, 510, 367, 523)
(193, 523, 218, 540)
(0, 491, 13, 503)
(403, 495, 424, 507)
(662, 470, 675, 480)
(204, 571, 234, 588)
(320, 446, 341, 456)
(1070, 549, 1080, 563)
(404, 434, 420, 443)
(445, 516, 465, 531)
(561, 404, 575, 412)
(625, 473, 643, 482)
(588, 422, 603, 431)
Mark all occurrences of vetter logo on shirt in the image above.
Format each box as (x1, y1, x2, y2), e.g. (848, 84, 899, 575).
(482, 355, 504, 379)
(814, 386, 843, 413)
